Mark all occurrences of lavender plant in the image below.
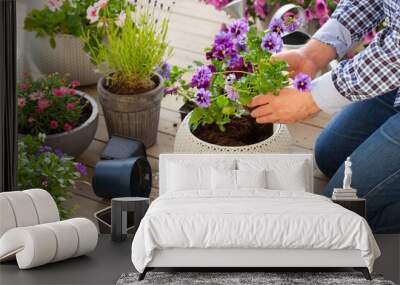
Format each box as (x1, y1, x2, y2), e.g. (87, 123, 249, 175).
(81, 0, 174, 93)
(165, 18, 311, 132)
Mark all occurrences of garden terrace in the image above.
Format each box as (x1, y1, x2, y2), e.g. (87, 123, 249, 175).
(66, 0, 331, 223)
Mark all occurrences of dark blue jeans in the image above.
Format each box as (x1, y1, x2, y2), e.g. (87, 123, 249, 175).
(315, 89, 400, 234)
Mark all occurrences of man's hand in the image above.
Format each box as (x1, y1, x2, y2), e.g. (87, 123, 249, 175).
(249, 88, 321, 124)
(272, 39, 337, 79)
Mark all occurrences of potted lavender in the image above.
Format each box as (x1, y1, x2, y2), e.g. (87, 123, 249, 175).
(82, 1, 173, 147)
(166, 18, 311, 153)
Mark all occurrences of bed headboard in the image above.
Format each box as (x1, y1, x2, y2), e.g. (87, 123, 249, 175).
(159, 154, 314, 195)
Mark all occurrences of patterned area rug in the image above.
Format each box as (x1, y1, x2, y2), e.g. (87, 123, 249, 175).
(117, 272, 395, 285)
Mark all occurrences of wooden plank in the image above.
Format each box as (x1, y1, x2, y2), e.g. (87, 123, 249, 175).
(64, 192, 107, 225)
(287, 123, 323, 150)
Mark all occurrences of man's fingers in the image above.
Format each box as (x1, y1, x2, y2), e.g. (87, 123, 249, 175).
(256, 114, 280, 124)
(250, 104, 273, 118)
(248, 94, 273, 108)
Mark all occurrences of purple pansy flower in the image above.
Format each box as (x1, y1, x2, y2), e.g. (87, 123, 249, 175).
(156, 62, 171, 80)
(54, 148, 64, 158)
(268, 18, 285, 35)
(195, 88, 212, 108)
(226, 56, 252, 79)
(75, 162, 88, 177)
(261, 33, 283, 53)
(293, 73, 311, 92)
(36, 145, 52, 157)
(191, 66, 213, 89)
(285, 17, 302, 32)
(228, 19, 249, 41)
(212, 32, 237, 60)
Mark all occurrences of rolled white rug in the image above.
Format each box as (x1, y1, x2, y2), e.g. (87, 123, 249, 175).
(0, 218, 98, 269)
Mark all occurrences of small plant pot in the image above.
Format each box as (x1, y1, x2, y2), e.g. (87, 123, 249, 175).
(44, 91, 99, 158)
(174, 111, 292, 153)
(97, 73, 164, 148)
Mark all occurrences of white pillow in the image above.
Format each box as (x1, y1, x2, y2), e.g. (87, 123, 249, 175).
(211, 168, 237, 190)
(167, 160, 236, 191)
(237, 159, 308, 191)
(236, 169, 267, 189)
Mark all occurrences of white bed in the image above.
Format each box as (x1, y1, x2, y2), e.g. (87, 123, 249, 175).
(131, 154, 380, 280)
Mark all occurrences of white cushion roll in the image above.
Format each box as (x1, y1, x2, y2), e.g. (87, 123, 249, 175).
(1, 192, 39, 227)
(0, 196, 17, 237)
(23, 189, 60, 223)
(65, 218, 98, 257)
(42, 221, 79, 262)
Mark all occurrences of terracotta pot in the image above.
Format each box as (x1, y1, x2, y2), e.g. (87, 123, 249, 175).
(97, 74, 164, 148)
(44, 91, 99, 158)
(174, 111, 292, 154)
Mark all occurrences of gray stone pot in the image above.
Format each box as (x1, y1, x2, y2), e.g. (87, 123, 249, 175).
(97, 74, 164, 148)
(45, 91, 99, 158)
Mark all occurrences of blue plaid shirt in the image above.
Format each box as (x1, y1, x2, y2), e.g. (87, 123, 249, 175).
(310, 0, 400, 113)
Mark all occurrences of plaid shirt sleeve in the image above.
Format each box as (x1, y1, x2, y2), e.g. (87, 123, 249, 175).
(310, 0, 400, 113)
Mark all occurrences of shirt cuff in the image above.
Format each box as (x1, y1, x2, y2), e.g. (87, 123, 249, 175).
(311, 71, 352, 114)
(312, 19, 352, 59)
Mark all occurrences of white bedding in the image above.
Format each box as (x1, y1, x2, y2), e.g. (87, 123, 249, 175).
(131, 190, 380, 273)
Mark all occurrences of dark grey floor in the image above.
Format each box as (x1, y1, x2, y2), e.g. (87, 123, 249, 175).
(0, 235, 134, 285)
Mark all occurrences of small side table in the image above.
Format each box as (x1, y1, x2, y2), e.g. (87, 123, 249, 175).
(111, 197, 150, 242)
(332, 198, 366, 218)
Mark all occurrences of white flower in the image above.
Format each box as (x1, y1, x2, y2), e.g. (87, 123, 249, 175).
(115, 11, 126, 28)
(94, 0, 108, 10)
(87, 5, 99, 24)
(127, 0, 136, 5)
(47, 0, 64, 12)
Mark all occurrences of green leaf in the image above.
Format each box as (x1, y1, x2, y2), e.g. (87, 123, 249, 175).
(216, 96, 229, 108)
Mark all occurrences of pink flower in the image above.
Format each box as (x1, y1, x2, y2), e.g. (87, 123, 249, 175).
(346, 51, 356, 59)
(37, 98, 50, 111)
(314, 0, 329, 18)
(19, 83, 29, 92)
(94, 0, 108, 10)
(254, 0, 267, 19)
(205, 0, 230, 10)
(363, 30, 376, 44)
(87, 5, 99, 24)
(47, 0, 64, 12)
(304, 9, 314, 22)
(67, 89, 76, 95)
(50, 120, 58, 129)
(71, 80, 80, 88)
(66, 103, 75, 110)
(63, 123, 73, 131)
(17, 97, 26, 108)
(53, 88, 64, 97)
(297, 0, 304, 4)
(319, 15, 329, 26)
(28, 91, 44, 101)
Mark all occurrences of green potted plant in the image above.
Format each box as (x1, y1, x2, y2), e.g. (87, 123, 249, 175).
(166, 18, 310, 153)
(82, 1, 173, 147)
(17, 134, 87, 218)
(17, 73, 99, 157)
(24, 0, 121, 85)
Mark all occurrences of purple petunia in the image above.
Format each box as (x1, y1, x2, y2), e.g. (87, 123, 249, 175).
(191, 66, 213, 89)
(228, 19, 249, 41)
(156, 62, 171, 80)
(195, 88, 212, 108)
(75, 162, 88, 177)
(293, 73, 311, 92)
(261, 33, 283, 53)
(268, 18, 286, 35)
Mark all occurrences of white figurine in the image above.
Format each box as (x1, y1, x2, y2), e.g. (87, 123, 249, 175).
(343, 157, 353, 189)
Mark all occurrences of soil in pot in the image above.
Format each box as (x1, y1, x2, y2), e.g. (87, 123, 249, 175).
(192, 116, 274, 147)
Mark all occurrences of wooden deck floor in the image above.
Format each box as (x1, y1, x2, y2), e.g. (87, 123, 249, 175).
(67, 0, 331, 223)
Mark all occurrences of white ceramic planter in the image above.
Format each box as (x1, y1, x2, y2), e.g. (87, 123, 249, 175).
(174, 112, 292, 154)
(30, 34, 99, 86)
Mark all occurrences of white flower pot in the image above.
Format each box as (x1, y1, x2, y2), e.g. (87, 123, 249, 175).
(174, 112, 292, 154)
(30, 34, 100, 86)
